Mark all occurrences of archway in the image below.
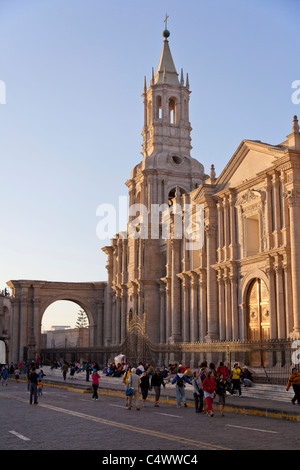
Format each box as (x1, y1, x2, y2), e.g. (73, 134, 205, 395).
(41, 300, 90, 350)
(246, 278, 270, 341)
(7, 280, 106, 364)
(246, 278, 270, 366)
(0, 340, 6, 364)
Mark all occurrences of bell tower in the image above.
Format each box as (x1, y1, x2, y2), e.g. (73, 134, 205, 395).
(141, 28, 192, 159)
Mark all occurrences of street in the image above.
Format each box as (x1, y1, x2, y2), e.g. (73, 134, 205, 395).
(0, 380, 299, 453)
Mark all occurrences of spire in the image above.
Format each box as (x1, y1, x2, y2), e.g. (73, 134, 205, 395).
(154, 28, 179, 86)
(292, 115, 300, 133)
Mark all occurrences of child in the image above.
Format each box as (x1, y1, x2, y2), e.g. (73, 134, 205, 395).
(37, 380, 43, 397)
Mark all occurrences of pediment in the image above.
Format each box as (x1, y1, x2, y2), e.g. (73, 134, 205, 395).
(215, 140, 285, 190)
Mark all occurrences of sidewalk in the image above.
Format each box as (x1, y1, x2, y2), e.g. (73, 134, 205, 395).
(28, 366, 300, 422)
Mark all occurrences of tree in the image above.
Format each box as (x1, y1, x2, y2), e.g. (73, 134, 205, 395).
(75, 309, 88, 329)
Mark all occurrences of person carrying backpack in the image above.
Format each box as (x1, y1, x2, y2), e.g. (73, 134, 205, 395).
(172, 367, 192, 408)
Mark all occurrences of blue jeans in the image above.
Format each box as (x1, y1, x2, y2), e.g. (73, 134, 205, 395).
(176, 386, 186, 406)
(193, 391, 204, 412)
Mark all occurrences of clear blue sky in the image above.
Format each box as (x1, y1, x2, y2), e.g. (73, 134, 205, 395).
(0, 0, 299, 328)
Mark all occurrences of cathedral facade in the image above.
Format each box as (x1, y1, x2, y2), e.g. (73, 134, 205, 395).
(3, 29, 300, 368)
(102, 28, 300, 363)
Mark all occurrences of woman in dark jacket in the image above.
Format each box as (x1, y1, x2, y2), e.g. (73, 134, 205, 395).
(216, 373, 227, 416)
(140, 371, 150, 407)
(150, 369, 165, 407)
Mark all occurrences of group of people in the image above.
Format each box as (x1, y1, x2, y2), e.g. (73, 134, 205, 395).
(117, 360, 252, 416)
(3, 358, 300, 412)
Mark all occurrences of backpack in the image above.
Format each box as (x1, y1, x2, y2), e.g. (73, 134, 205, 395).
(176, 375, 185, 388)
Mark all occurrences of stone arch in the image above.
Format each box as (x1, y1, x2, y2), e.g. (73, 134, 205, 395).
(239, 269, 270, 340)
(40, 296, 95, 330)
(6, 280, 106, 364)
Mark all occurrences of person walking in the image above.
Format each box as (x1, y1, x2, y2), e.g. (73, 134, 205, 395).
(29, 366, 39, 405)
(123, 366, 132, 408)
(62, 361, 69, 381)
(230, 363, 242, 396)
(171, 367, 192, 408)
(192, 371, 204, 413)
(286, 367, 300, 405)
(127, 368, 141, 411)
(91, 368, 100, 400)
(1, 366, 8, 386)
(215, 373, 227, 416)
(150, 369, 165, 407)
(202, 370, 216, 417)
(140, 371, 150, 407)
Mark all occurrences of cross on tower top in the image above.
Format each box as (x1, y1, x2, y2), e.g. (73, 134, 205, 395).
(164, 13, 169, 30)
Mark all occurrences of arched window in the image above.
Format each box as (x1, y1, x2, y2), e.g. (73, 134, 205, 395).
(157, 96, 162, 119)
(148, 101, 152, 124)
(169, 98, 176, 124)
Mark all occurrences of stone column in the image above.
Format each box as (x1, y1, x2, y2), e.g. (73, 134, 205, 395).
(224, 270, 232, 340)
(217, 270, 225, 340)
(286, 189, 300, 336)
(223, 196, 229, 261)
(115, 290, 121, 344)
(229, 192, 237, 259)
(265, 175, 273, 250)
(272, 172, 281, 247)
(217, 200, 223, 263)
(102, 246, 113, 345)
(190, 272, 198, 343)
(19, 296, 29, 361)
(170, 239, 181, 342)
(165, 278, 172, 342)
(198, 270, 207, 341)
(266, 258, 277, 339)
(274, 257, 286, 339)
(282, 255, 293, 336)
(181, 274, 190, 342)
(280, 171, 289, 246)
(205, 224, 218, 340)
(230, 272, 239, 340)
(120, 288, 127, 343)
(159, 282, 166, 343)
(10, 299, 20, 364)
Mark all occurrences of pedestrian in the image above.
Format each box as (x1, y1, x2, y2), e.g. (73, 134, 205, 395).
(192, 371, 204, 413)
(241, 367, 254, 387)
(217, 362, 229, 380)
(286, 367, 300, 405)
(123, 366, 132, 408)
(62, 361, 69, 381)
(91, 368, 100, 400)
(85, 362, 92, 381)
(29, 366, 39, 405)
(140, 371, 150, 407)
(171, 367, 192, 408)
(37, 380, 43, 397)
(230, 363, 242, 396)
(150, 369, 165, 407)
(202, 370, 216, 417)
(127, 368, 141, 411)
(215, 372, 227, 416)
(1, 366, 8, 386)
(14, 368, 20, 380)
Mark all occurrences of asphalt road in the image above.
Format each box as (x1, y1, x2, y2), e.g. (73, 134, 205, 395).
(0, 380, 299, 454)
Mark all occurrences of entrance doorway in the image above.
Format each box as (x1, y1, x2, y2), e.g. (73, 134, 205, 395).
(246, 278, 270, 365)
